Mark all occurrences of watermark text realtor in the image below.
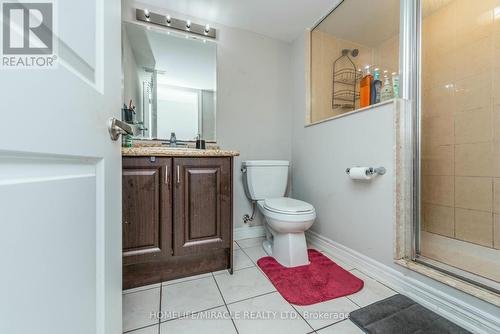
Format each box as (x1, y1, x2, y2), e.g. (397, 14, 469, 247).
(1, 1, 57, 68)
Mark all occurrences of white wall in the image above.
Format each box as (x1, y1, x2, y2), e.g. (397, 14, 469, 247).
(290, 32, 500, 319)
(122, 0, 293, 230)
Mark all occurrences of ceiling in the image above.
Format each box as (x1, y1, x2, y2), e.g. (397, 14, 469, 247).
(315, 0, 400, 47)
(135, 0, 340, 42)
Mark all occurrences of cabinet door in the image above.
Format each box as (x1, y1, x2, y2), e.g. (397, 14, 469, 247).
(173, 158, 231, 256)
(122, 157, 172, 264)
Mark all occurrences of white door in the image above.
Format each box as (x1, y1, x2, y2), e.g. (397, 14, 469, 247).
(0, 1, 122, 333)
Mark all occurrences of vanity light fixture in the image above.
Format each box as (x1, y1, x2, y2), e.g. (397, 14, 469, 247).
(136, 8, 216, 39)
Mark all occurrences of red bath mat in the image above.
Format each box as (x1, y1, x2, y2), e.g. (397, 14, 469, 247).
(257, 249, 364, 305)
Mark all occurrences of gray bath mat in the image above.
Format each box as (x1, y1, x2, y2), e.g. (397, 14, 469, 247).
(349, 294, 471, 334)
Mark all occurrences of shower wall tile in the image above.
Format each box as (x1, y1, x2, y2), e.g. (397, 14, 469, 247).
(455, 176, 493, 212)
(491, 70, 500, 106)
(422, 85, 456, 119)
(422, 175, 454, 206)
(493, 107, 500, 141)
(422, 115, 454, 147)
(454, 37, 493, 81)
(455, 142, 493, 176)
(494, 141, 500, 177)
(455, 208, 493, 247)
(455, 0, 494, 45)
(494, 178, 500, 214)
(494, 214, 500, 249)
(454, 109, 493, 144)
(421, 144, 454, 176)
(422, 204, 455, 237)
(455, 73, 492, 112)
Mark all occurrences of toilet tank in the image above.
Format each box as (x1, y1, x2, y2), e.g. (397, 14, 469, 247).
(242, 160, 289, 200)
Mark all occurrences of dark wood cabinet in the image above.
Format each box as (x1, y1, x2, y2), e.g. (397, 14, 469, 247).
(122, 157, 172, 266)
(173, 158, 231, 256)
(122, 156, 233, 289)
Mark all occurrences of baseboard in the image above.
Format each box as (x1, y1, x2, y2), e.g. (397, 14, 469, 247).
(234, 225, 265, 241)
(306, 230, 500, 334)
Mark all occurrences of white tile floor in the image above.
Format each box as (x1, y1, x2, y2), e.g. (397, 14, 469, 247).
(123, 237, 398, 333)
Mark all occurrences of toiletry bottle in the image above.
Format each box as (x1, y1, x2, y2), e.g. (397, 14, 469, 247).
(380, 76, 393, 102)
(371, 68, 382, 105)
(359, 66, 373, 108)
(392, 72, 400, 99)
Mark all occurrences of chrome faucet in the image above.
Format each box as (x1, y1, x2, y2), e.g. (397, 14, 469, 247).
(169, 132, 177, 147)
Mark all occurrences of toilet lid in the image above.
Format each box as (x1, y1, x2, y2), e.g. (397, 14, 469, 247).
(264, 197, 314, 214)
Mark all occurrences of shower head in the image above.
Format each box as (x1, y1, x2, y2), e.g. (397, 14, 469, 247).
(341, 49, 359, 58)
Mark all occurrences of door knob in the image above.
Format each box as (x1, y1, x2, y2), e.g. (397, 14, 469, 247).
(107, 117, 134, 141)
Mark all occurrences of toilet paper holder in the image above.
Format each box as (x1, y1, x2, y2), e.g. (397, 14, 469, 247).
(345, 166, 386, 176)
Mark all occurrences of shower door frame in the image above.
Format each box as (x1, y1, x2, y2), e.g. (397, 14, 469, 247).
(409, 0, 500, 294)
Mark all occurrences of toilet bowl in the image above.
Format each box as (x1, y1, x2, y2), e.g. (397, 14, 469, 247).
(258, 198, 316, 267)
(241, 160, 316, 268)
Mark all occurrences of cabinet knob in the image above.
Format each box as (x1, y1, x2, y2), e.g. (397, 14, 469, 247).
(123, 221, 130, 225)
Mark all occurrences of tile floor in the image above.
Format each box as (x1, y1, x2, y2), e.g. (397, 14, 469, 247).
(123, 237, 397, 333)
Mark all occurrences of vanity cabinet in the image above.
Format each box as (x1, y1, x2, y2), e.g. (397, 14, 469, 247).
(122, 156, 234, 289)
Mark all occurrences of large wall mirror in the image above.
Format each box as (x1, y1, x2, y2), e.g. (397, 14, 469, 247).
(310, 0, 400, 124)
(122, 22, 217, 141)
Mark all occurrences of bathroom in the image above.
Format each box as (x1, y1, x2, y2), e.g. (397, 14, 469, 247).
(1, 0, 500, 333)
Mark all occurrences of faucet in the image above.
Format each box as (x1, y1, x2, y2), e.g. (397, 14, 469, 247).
(169, 132, 177, 147)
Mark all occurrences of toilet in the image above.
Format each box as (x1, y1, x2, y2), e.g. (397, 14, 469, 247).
(242, 160, 316, 267)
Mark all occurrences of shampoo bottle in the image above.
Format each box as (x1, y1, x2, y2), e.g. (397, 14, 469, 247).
(359, 66, 373, 108)
(380, 76, 393, 102)
(371, 68, 382, 105)
(392, 72, 400, 98)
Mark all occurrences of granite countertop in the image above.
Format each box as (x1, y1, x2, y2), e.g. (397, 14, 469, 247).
(122, 146, 240, 157)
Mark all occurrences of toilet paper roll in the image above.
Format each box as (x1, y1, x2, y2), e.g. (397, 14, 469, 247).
(348, 167, 373, 180)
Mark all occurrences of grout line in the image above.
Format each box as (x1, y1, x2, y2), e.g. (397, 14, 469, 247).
(159, 303, 226, 324)
(157, 283, 162, 334)
(349, 268, 399, 294)
(345, 295, 361, 308)
(289, 303, 315, 333)
(123, 323, 159, 334)
(225, 290, 278, 306)
(212, 272, 240, 334)
(161, 273, 213, 287)
(314, 318, 351, 333)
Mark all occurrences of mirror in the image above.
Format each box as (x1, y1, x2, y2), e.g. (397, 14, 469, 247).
(122, 21, 217, 141)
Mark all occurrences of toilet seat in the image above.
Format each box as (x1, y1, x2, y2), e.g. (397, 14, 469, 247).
(263, 197, 314, 215)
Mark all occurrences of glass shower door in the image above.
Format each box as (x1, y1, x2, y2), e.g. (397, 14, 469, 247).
(418, 0, 500, 290)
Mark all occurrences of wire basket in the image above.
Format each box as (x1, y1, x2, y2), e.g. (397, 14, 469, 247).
(332, 49, 360, 110)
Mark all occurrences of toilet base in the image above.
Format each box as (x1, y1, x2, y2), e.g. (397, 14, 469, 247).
(266, 228, 310, 268)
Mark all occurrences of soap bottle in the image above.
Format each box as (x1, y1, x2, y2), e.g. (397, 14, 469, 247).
(370, 68, 382, 105)
(380, 75, 393, 102)
(392, 72, 400, 99)
(359, 65, 373, 108)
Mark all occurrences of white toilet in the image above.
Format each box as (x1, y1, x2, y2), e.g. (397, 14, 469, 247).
(242, 160, 316, 267)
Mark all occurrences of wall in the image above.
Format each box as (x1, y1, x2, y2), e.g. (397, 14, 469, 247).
(290, 31, 500, 322)
(122, 0, 293, 231)
(420, 0, 500, 250)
